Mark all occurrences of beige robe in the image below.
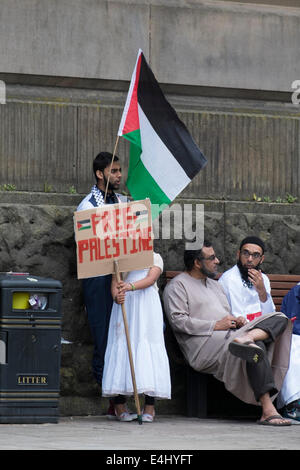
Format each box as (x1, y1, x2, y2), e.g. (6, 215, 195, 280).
(163, 272, 293, 405)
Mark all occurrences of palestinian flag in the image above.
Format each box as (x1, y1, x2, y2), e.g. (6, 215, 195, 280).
(118, 49, 207, 219)
(77, 219, 91, 231)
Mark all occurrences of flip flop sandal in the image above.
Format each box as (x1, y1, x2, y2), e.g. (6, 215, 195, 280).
(257, 415, 291, 426)
(228, 340, 265, 364)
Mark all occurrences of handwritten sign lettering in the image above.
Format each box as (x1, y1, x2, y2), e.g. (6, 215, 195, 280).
(74, 199, 153, 279)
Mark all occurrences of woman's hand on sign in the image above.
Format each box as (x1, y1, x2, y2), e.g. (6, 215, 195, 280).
(114, 290, 126, 304)
(114, 281, 134, 303)
(117, 281, 133, 294)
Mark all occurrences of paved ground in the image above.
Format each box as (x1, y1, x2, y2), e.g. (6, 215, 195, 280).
(0, 414, 299, 452)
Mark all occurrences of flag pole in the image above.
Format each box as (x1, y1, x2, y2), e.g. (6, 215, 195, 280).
(113, 260, 143, 425)
(104, 135, 120, 203)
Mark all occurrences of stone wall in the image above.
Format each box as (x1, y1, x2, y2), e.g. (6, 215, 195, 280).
(1, 193, 299, 415)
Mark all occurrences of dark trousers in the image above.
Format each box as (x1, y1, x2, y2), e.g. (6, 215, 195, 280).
(246, 315, 288, 401)
(82, 274, 113, 384)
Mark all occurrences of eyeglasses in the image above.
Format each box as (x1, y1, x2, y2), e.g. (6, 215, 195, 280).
(241, 249, 262, 259)
(199, 254, 218, 261)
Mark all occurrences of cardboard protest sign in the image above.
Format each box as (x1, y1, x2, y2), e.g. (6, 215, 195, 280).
(74, 199, 154, 279)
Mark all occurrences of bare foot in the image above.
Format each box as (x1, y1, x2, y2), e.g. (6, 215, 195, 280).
(143, 405, 155, 416)
(114, 404, 127, 417)
(233, 334, 261, 348)
(259, 397, 291, 425)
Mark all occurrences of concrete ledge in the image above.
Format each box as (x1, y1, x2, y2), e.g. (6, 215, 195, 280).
(0, 191, 83, 207)
(2, 191, 300, 216)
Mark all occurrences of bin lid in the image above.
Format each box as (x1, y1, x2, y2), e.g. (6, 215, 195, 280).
(0, 273, 62, 289)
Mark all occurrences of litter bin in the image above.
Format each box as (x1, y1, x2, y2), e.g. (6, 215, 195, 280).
(0, 273, 62, 423)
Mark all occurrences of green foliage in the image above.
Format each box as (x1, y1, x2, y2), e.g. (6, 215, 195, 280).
(0, 184, 16, 191)
(68, 186, 77, 194)
(253, 193, 261, 202)
(253, 193, 298, 204)
(44, 182, 52, 193)
(285, 193, 298, 203)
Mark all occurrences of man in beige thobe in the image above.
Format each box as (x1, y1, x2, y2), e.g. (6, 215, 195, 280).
(163, 241, 293, 426)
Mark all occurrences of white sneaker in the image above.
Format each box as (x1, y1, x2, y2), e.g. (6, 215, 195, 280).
(116, 411, 138, 422)
(141, 411, 155, 422)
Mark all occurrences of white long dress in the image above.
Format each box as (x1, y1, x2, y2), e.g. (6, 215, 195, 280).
(102, 253, 171, 399)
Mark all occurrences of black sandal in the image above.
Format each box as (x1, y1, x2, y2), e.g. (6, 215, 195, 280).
(257, 414, 291, 426)
(229, 340, 265, 364)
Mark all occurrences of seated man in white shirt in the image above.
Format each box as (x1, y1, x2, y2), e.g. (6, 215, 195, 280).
(219, 236, 300, 421)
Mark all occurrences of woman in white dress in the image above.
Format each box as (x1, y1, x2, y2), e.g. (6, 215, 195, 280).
(102, 252, 171, 422)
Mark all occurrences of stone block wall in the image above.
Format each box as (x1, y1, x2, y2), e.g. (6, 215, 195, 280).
(1, 193, 299, 415)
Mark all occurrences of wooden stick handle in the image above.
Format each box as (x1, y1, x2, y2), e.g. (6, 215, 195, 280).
(114, 261, 142, 417)
(104, 135, 120, 203)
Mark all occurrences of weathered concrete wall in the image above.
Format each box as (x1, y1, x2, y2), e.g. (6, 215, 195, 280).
(1, 84, 300, 202)
(0, 0, 300, 92)
(1, 194, 299, 415)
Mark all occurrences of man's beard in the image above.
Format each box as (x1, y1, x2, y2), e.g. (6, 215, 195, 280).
(103, 175, 118, 191)
(237, 259, 260, 283)
(200, 265, 218, 279)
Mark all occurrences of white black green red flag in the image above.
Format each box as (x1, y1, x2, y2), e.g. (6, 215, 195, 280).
(118, 49, 207, 219)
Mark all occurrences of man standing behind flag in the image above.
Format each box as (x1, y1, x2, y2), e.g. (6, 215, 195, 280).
(118, 49, 207, 219)
(77, 152, 126, 393)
